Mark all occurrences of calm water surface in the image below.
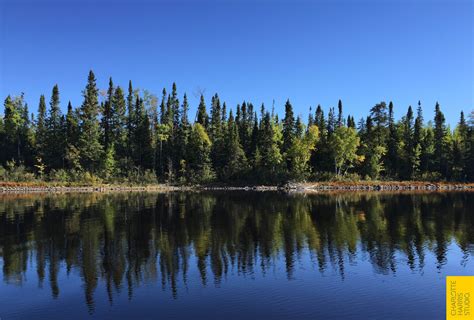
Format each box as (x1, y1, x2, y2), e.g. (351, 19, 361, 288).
(0, 191, 473, 319)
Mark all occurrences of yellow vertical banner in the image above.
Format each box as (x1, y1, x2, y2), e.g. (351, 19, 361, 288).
(447, 276, 473, 319)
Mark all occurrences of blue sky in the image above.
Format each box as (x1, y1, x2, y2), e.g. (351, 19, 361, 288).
(1, 0, 472, 125)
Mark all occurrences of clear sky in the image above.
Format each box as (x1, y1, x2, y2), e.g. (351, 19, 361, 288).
(1, 0, 472, 125)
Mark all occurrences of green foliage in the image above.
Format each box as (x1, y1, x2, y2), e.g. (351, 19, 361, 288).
(78, 70, 103, 172)
(187, 123, 215, 183)
(287, 125, 319, 180)
(1, 160, 36, 182)
(330, 126, 362, 176)
(1, 71, 471, 184)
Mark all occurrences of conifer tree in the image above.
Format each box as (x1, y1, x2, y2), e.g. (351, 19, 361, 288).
(196, 94, 208, 128)
(44, 85, 64, 168)
(256, 112, 283, 181)
(36, 95, 47, 161)
(127, 80, 135, 155)
(65, 101, 81, 170)
(101, 77, 114, 150)
(327, 107, 336, 137)
(3, 95, 24, 162)
(78, 70, 103, 172)
(307, 106, 314, 127)
(401, 105, 414, 179)
(282, 99, 295, 154)
(337, 99, 343, 127)
(110, 86, 127, 158)
(386, 101, 399, 177)
(222, 110, 247, 180)
(434, 102, 447, 175)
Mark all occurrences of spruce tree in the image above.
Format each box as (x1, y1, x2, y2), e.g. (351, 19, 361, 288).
(44, 85, 64, 169)
(434, 102, 447, 175)
(36, 95, 47, 161)
(386, 101, 399, 178)
(196, 94, 208, 128)
(111, 86, 127, 158)
(127, 80, 135, 155)
(101, 77, 114, 150)
(401, 105, 414, 179)
(65, 101, 81, 170)
(3, 95, 23, 162)
(337, 99, 343, 127)
(282, 99, 295, 154)
(78, 70, 103, 172)
(327, 107, 336, 137)
(223, 110, 247, 180)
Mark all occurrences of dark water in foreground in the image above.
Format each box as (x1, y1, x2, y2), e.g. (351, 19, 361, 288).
(0, 191, 473, 319)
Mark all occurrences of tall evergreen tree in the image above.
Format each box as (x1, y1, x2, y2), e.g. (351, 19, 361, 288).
(327, 107, 336, 137)
(110, 86, 127, 158)
(127, 80, 135, 155)
(101, 77, 114, 150)
(222, 110, 247, 180)
(78, 70, 103, 172)
(434, 102, 447, 176)
(36, 95, 47, 161)
(65, 101, 81, 170)
(196, 94, 208, 128)
(282, 99, 295, 154)
(44, 85, 64, 168)
(386, 101, 399, 177)
(337, 99, 343, 127)
(3, 95, 24, 162)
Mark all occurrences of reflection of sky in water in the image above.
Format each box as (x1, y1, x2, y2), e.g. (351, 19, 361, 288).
(0, 192, 472, 319)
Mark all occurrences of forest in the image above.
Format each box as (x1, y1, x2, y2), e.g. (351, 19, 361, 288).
(1, 70, 473, 185)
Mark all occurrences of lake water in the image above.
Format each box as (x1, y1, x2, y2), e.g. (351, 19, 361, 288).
(0, 191, 473, 319)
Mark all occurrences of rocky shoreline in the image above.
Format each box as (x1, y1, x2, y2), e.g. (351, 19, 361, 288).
(1, 182, 473, 193)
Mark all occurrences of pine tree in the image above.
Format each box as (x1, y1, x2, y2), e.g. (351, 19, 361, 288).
(3, 95, 24, 162)
(210, 94, 226, 177)
(386, 101, 399, 177)
(420, 124, 435, 175)
(127, 80, 135, 155)
(452, 111, 469, 180)
(401, 105, 414, 179)
(175, 94, 191, 180)
(222, 110, 247, 180)
(337, 99, 343, 127)
(132, 96, 153, 169)
(369, 101, 388, 146)
(327, 107, 336, 137)
(312, 104, 330, 173)
(101, 77, 114, 150)
(65, 101, 81, 170)
(414, 101, 423, 148)
(160, 88, 167, 124)
(257, 112, 283, 181)
(466, 111, 474, 181)
(282, 99, 295, 154)
(307, 106, 314, 127)
(434, 102, 447, 176)
(196, 94, 208, 127)
(78, 70, 103, 172)
(36, 95, 47, 161)
(44, 85, 64, 169)
(110, 86, 127, 158)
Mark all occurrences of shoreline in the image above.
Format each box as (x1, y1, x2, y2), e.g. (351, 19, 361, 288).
(1, 181, 473, 194)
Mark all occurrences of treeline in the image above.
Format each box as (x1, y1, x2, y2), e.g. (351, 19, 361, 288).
(1, 70, 473, 184)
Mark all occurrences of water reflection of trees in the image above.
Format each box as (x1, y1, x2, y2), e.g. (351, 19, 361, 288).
(1, 192, 473, 309)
